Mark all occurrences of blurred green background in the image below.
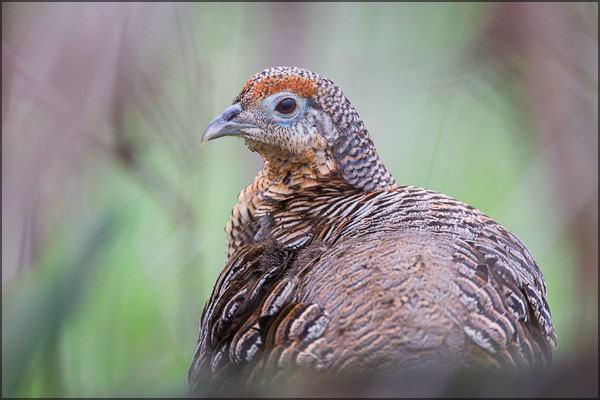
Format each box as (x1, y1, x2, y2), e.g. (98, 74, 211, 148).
(2, 3, 597, 397)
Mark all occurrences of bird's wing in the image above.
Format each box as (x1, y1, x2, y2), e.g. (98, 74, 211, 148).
(452, 220, 557, 366)
(186, 241, 331, 393)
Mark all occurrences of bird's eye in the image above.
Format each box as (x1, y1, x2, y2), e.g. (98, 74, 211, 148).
(275, 98, 296, 114)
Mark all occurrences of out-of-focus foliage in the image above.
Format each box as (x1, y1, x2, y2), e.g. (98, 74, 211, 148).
(2, 3, 597, 397)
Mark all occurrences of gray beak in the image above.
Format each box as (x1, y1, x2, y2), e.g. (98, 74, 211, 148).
(201, 103, 255, 144)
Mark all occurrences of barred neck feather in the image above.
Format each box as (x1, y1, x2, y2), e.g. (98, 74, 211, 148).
(226, 142, 345, 259)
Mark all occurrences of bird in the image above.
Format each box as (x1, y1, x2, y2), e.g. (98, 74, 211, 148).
(186, 66, 557, 395)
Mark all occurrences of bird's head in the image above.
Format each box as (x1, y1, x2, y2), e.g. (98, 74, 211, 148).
(202, 66, 394, 191)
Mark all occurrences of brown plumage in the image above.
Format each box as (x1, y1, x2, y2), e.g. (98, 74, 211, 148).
(187, 66, 556, 394)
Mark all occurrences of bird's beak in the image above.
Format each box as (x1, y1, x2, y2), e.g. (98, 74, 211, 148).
(201, 103, 256, 144)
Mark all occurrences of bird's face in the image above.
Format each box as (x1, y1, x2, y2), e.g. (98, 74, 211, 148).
(202, 66, 395, 191)
(202, 67, 340, 160)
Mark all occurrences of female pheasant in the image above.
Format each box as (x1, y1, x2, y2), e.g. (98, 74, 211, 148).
(187, 66, 556, 394)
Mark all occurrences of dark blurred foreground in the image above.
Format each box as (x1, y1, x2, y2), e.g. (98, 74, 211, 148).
(189, 352, 598, 397)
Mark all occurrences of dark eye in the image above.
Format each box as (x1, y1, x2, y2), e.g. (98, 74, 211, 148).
(275, 98, 296, 114)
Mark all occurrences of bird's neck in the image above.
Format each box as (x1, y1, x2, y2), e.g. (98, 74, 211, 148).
(225, 136, 395, 258)
(263, 149, 338, 189)
(225, 147, 344, 258)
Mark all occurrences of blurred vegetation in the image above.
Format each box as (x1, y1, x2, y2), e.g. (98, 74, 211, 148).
(2, 3, 597, 397)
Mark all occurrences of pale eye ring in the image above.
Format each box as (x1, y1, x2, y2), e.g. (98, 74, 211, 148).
(275, 98, 296, 114)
